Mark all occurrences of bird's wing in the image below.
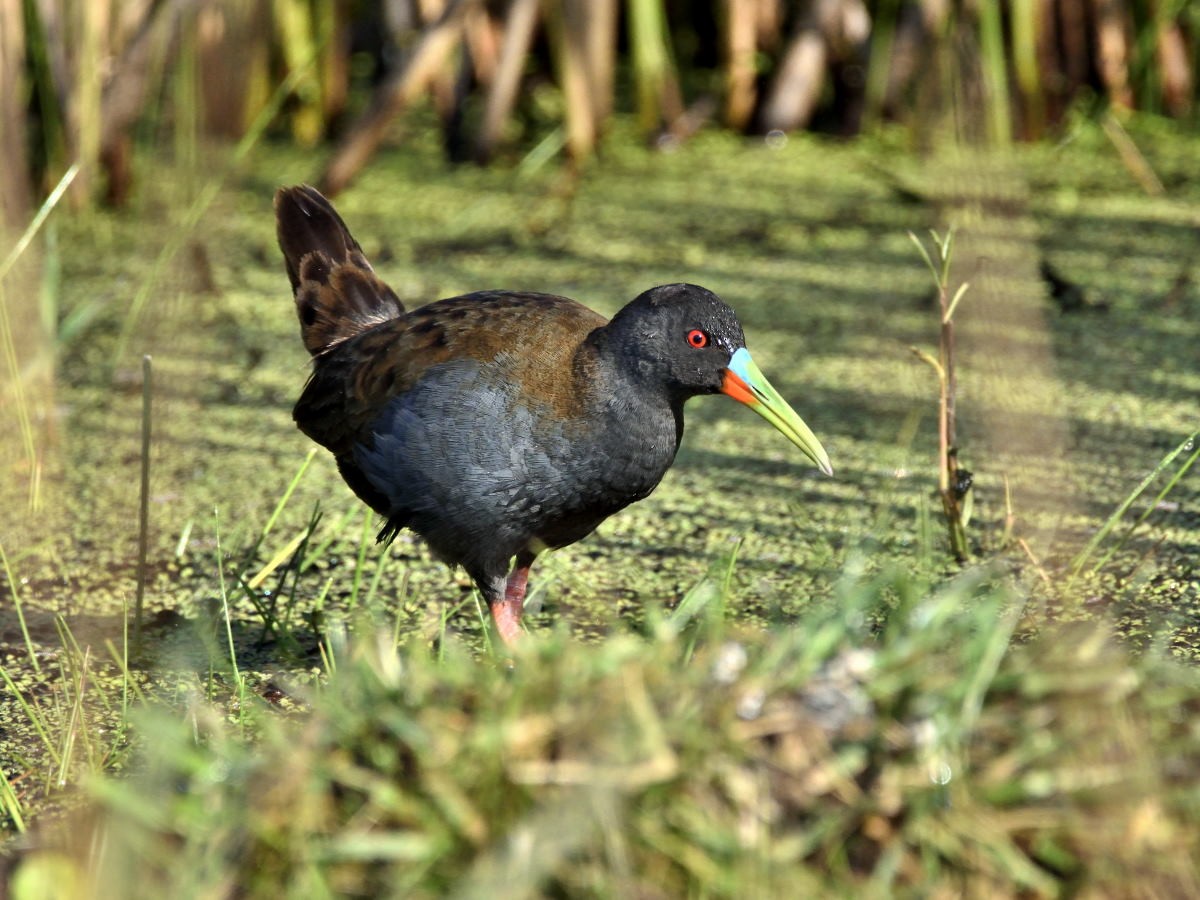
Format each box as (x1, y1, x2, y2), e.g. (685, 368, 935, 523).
(293, 291, 607, 455)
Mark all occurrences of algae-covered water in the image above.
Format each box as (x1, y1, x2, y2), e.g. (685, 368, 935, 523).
(1, 119, 1197, 737)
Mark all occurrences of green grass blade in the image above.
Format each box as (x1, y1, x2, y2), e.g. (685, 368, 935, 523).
(668, 537, 742, 650)
(0, 164, 79, 284)
(1087, 432, 1200, 575)
(1, 541, 41, 675)
(349, 508, 374, 609)
(213, 509, 243, 691)
(0, 766, 25, 832)
(907, 230, 940, 286)
(260, 448, 318, 542)
(55, 646, 91, 788)
(1070, 429, 1199, 577)
(104, 639, 147, 706)
(944, 281, 970, 323)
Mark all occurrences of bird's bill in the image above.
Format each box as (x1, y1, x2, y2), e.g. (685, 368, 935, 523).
(721, 348, 833, 476)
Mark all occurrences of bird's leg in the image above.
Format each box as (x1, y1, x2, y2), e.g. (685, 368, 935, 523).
(490, 551, 536, 647)
(491, 570, 527, 647)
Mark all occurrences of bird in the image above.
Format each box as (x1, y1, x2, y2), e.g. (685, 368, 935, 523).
(275, 185, 832, 647)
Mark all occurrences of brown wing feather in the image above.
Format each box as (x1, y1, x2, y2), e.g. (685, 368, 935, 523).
(294, 292, 607, 456)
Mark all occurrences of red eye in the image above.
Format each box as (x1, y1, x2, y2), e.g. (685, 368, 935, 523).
(687, 329, 708, 348)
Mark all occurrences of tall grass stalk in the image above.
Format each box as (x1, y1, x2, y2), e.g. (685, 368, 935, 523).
(1010, 0, 1043, 136)
(380, 563, 403, 635)
(545, 0, 596, 160)
(212, 510, 244, 701)
(476, 0, 540, 162)
(472, 589, 497, 656)
(55, 645, 91, 789)
(348, 508, 373, 609)
(516, 126, 567, 178)
(272, 0, 325, 145)
(20, 0, 69, 185)
(33, 223, 65, 406)
(0, 164, 78, 283)
(627, 0, 681, 132)
(0, 163, 78, 507)
(262, 448, 319, 540)
(909, 228, 971, 562)
(174, 15, 200, 192)
(104, 633, 148, 708)
(977, 0, 1011, 144)
(74, 0, 105, 204)
(1101, 111, 1166, 195)
(360, 531, 392, 615)
(242, 446, 317, 582)
(862, 0, 902, 128)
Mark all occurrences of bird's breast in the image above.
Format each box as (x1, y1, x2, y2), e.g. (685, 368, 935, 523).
(572, 391, 679, 503)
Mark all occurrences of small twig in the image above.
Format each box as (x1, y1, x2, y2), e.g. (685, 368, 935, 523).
(1101, 112, 1165, 196)
(1000, 474, 1016, 547)
(1017, 538, 1053, 592)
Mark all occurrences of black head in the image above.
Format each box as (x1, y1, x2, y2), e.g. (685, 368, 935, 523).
(603, 283, 747, 398)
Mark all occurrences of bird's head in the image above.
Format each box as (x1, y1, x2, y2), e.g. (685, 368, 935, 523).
(606, 283, 833, 476)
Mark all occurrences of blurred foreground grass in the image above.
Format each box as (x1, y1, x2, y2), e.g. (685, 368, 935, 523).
(12, 568, 1200, 897)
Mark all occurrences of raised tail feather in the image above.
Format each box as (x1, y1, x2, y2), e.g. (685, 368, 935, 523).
(275, 185, 405, 356)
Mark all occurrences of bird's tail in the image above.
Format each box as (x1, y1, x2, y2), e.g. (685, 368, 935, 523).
(275, 185, 405, 356)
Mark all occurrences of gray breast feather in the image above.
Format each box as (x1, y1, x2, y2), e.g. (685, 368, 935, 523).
(352, 361, 580, 568)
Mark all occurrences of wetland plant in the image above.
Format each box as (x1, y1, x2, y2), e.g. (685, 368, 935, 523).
(909, 228, 972, 563)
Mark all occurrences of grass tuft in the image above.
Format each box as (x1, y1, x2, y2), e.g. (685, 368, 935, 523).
(18, 567, 1191, 897)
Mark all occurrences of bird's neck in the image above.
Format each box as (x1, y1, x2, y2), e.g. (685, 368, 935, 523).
(578, 329, 685, 453)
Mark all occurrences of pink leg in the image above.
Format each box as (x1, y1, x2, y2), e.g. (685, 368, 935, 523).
(491, 564, 531, 648)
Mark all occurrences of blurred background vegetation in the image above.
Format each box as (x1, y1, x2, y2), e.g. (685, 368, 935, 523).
(2, 0, 1197, 216)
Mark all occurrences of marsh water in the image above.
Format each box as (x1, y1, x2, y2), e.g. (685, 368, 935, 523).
(1, 121, 1197, 736)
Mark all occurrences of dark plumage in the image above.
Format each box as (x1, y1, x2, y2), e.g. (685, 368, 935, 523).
(275, 185, 831, 645)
